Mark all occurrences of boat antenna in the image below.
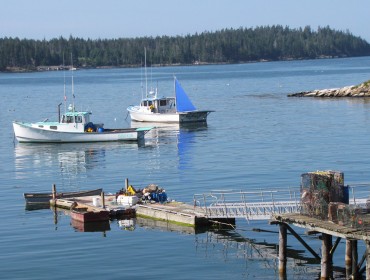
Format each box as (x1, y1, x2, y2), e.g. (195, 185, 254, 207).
(71, 53, 75, 112)
(144, 47, 148, 98)
(174, 75, 176, 96)
(63, 53, 67, 113)
(140, 58, 144, 100)
(150, 59, 153, 92)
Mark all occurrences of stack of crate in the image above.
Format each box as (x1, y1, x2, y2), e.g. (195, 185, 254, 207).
(300, 170, 347, 220)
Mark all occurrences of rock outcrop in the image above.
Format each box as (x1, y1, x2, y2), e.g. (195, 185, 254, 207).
(288, 80, 370, 97)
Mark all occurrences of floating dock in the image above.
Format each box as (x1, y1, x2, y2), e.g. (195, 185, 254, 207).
(50, 194, 135, 220)
(50, 195, 235, 228)
(136, 201, 235, 227)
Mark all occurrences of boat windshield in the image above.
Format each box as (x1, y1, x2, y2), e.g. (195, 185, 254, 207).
(61, 115, 74, 123)
(61, 112, 88, 124)
(141, 100, 153, 107)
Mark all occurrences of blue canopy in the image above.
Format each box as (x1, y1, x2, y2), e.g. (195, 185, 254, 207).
(175, 79, 196, 112)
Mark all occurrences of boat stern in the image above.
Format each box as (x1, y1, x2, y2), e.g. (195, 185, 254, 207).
(178, 110, 213, 123)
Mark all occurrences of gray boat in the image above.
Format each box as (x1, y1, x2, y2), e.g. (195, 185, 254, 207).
(24, 188, 103, 204)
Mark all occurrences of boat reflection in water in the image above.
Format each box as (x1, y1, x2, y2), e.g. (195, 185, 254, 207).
(130, 121, 208, 170)
(14, 141, 140, 182)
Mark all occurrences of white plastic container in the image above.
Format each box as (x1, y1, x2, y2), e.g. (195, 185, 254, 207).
(117, 195, 139, 206)
(92, 197, 101, 207)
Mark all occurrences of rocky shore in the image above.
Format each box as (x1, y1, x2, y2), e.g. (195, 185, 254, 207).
(288, 80, 370, 97)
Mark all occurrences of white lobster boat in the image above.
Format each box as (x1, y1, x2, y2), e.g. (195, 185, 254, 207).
(127, 49, 213, 123)
(13, 57, 151, 143)
(127, 77, 213, 123)
(13, 107, 151, 143)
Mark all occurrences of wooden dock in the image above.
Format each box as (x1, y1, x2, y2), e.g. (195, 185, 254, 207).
(136, 201, 235, 228)
(272, 213, 370, 280)
(50, 194, 235, 228)
(50, 194, 135, 220)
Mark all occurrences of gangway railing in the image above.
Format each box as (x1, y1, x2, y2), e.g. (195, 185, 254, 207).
(193, 185, 370, 220)
(193, 188, 301, 220)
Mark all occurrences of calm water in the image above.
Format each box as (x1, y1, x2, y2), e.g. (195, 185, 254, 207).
(2, 57, 370, 279)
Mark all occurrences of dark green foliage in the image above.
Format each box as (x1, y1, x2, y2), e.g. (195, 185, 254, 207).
(1, 25, 370, 71)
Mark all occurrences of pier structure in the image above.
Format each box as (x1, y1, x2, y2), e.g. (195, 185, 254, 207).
(47, 172, 370, 279)
(191, 170, 370, 280)
(272, 213, 370, 280)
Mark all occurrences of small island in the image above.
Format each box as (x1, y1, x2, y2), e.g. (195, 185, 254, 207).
(288, 80, 370, 97)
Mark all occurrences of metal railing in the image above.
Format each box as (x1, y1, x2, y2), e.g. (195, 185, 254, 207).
(193, 188, 301, 220)
(193, 185, 370, 220)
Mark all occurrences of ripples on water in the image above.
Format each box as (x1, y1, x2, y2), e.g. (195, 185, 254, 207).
(2, 57, 370, 279)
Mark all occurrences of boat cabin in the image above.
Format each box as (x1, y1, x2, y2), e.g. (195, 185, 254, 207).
(141, 97, 177, 113)
(59, 110, 103, 132)
(61, 111, 91, 125)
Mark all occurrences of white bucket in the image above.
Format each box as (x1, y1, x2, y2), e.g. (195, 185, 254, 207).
(92, 197, 101, 207)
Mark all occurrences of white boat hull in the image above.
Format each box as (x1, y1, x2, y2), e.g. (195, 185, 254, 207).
(128, 107, 210, 123)
(13, 121, 149, 143)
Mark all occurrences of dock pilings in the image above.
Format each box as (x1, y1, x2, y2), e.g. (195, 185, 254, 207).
(273, 219, 370, 280)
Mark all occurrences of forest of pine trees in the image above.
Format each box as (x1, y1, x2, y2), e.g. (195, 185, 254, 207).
(1, 25, 370, 71)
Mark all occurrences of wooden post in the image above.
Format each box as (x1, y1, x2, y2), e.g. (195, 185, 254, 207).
(101, 192, 105, 209)
(346, 239, 353, 279)
(321, 233, 333, 280)
(52, 184, 56, 200)
(366, 241, 370, 280)
(279, 223, 287, 278)
(352, 240, 358, 279)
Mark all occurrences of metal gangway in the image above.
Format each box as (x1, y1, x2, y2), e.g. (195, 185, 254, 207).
(193, 185, 370, 221)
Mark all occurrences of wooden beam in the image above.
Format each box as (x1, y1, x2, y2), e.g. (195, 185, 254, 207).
(285, 223, 321, 260)
(330, 237, 341, 255)
(357, 250, 366, 274)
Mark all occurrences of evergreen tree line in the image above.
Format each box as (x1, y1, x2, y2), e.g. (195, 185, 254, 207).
(1, 25, 370, 71)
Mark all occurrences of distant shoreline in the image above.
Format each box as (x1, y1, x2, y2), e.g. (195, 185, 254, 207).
(1, 56, 355, 73)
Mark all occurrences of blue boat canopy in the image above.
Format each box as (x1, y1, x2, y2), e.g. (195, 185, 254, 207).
(175, 79, 196, 112)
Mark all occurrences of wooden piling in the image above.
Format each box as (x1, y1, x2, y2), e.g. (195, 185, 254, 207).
(278, 224, 287, 277)
(273, 213, 370, 279)
(320, 233, 332, 280)
(352, 240, 358, 279)
(101, 192, 105, 209)
(366, 241, 370, 280)
(52, 184, 56, 200)
(346, 239, 352, 279)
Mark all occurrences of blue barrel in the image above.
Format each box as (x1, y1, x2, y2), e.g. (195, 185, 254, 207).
(158, 192, 167, 202)
(150, 193, 158, 201)
(97, 127, 104, 133)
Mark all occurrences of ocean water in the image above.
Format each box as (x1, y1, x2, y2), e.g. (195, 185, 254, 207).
(1, 57, 370, 279)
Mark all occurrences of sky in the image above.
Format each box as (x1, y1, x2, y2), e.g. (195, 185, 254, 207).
(1, 0, 370, 42)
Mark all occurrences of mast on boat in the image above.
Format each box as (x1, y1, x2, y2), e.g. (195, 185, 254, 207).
(63, 53, 67, 114)
(144, 47, 148, 98)
(71, 53, 75, 112)
(174, 76, 177, 112)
